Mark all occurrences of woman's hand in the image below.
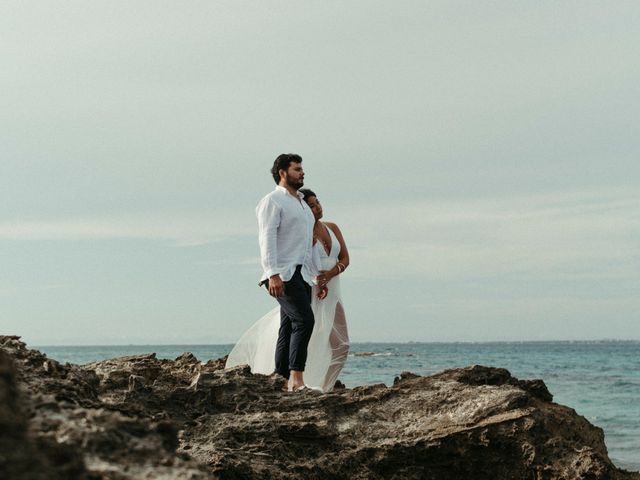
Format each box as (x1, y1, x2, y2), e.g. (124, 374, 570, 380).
(316, 270, 333, 288)
(317, 285, 328, 300)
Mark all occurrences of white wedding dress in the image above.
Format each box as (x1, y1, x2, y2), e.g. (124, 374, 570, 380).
(225, 224, 349, 392)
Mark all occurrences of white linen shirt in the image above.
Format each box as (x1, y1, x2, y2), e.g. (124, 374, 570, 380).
(256, 186, 320, 286)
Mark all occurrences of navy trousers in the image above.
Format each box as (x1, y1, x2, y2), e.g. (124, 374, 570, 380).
(272, 266, 315, 379)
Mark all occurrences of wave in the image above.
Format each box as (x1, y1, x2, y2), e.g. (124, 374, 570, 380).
(350, 352, 396, 357)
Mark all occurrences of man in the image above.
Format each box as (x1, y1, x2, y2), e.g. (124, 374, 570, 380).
(256, 153, 326, 391)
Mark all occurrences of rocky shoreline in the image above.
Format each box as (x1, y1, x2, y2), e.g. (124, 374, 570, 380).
(1, 335, 638, 480)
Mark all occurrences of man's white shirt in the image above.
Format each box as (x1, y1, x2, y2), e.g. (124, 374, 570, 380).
(256, 186, 320, 286)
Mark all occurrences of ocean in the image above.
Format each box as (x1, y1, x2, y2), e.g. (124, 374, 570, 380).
(37, 341, 640, 472)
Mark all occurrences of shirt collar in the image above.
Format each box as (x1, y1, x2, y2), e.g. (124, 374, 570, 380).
(275, 185, 304, 199)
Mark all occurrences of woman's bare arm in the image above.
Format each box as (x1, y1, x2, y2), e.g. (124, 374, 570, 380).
(316, 222, 349, 287)
(326, 222, 349, 268)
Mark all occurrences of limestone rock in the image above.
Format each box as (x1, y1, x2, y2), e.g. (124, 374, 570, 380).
(1, 335, 638, 480)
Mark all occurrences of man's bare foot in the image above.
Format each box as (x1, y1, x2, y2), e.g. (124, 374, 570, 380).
(290, 370, 305, 391)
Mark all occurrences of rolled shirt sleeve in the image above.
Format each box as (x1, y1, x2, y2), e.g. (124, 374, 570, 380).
(256, 196, 281, 279)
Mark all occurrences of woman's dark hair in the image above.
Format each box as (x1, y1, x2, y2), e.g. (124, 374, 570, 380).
(299, 188, 316, 203)
(271, 153, 302, 184)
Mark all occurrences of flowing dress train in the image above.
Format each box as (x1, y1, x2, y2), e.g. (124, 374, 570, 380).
(226, 224, 349, 392)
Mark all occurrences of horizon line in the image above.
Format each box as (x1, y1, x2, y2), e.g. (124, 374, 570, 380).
(33, 338, 640, 348)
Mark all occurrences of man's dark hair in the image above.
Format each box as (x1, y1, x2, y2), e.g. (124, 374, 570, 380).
(271, 153, 302, 184)
(299, 188, 316, 203)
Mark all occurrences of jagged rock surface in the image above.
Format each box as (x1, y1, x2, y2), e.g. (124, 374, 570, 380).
(1, 335, 638, 480)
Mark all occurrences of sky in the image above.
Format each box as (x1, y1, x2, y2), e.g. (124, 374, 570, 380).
(1, 1, 639, 345)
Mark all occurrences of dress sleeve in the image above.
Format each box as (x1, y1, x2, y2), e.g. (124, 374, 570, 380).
(256, 196, 281, 278)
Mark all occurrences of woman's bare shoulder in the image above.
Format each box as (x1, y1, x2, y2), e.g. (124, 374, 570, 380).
(324, 221, 341, 232)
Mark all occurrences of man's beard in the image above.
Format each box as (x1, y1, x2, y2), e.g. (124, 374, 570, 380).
(285, 174, 303, 189)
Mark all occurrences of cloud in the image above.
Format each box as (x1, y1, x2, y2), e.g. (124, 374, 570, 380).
(0, 209, 255, 245)
(5, 187, 634, 281)
(196, 256, 260, 267)
(2, 188, 636, 286)
(0, 286, 18, 297)
(340, 188, 639, 281)
(40, 283, 69, 290)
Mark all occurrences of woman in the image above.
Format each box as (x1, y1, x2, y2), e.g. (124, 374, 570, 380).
(225, 189, 350, 392)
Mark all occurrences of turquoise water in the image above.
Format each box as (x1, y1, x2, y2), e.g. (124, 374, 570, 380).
(38, 341, 640, 472)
